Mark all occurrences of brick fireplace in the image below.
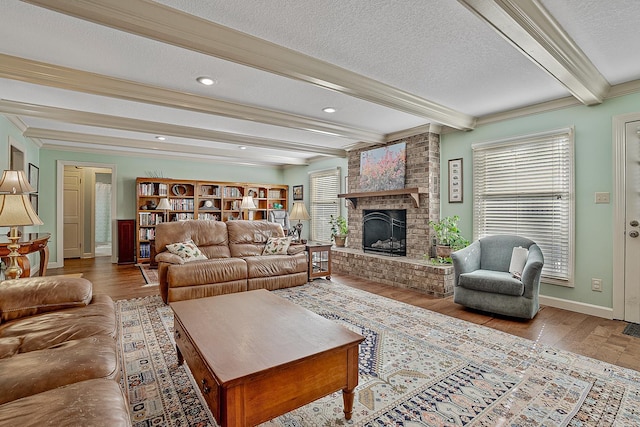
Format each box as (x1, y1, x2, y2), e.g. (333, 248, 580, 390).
(331, 130, 454, 297)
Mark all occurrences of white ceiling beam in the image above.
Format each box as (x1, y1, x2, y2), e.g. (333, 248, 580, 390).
(0, 100, 346, 157)
(459, 0, 610, 105)
(22, 0, 477, 130)
(23, 128, 308, 166)
(0, 54, 382, 143)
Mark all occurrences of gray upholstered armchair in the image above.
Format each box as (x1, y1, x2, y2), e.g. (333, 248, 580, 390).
(451, 235, 544, 319)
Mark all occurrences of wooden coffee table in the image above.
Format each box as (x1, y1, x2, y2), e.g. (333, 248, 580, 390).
(170, 289, 364, 426)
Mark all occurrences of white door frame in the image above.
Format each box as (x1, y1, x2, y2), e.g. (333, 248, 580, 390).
(612, 112, 640, 319)
(55, 160, 117, 268)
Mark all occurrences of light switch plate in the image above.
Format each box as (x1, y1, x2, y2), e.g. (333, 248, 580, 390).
(595, 192, 610, 204)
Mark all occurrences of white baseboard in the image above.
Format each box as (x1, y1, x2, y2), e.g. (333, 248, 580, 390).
(539, 295, 614, 319)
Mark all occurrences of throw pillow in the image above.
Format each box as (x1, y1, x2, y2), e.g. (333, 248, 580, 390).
(166, 239, 208, 262)
(262, 236, 292, 255)
(509, 246, 529, 279)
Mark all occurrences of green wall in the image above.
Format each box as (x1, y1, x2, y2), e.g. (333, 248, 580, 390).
(441, 91, 640, 309)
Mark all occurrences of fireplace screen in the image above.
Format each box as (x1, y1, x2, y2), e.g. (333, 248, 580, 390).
(363, 209, 406, 256)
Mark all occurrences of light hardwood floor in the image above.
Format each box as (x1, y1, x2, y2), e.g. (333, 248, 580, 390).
(47, 256, 640, 372)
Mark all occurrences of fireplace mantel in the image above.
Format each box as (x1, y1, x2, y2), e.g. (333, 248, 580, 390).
(338, 187, 427, 208)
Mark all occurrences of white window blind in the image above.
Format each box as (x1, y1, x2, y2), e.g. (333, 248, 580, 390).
(472, 128, 574, 285)
(310, 168, 340, 243)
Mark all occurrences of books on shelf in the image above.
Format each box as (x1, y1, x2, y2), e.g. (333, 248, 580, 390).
(138, 212, 164, 226)
(268, 189, 282, 199)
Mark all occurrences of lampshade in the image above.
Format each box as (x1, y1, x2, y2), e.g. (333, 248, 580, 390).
(157, 198, 171, 211)
(289, 202, 310, 221)
(240, 195, 257, 210)
(0, 170, 35, 194)
(0, 194, 43, 226)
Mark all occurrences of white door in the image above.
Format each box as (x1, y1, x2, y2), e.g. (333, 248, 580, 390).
(624, 120, 640, 323)
(64, 168, 83, 258)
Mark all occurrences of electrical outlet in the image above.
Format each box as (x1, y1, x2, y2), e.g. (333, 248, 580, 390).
(591, 278, 603, 292)
(595, 192, 610, 204)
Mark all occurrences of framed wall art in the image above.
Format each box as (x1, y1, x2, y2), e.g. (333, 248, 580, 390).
(448, 158, 463, 203)
(28, 163, 39, 193)
(292, 185, 303, 201)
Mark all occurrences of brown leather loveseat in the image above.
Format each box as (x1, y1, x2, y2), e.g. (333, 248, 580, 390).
(0, 276, 131, 426)
(155, 220, 308, 303)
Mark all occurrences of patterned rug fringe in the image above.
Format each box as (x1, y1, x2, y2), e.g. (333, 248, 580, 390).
(116, 281, 640, 426)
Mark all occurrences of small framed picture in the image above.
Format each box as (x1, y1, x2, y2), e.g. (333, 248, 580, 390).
(293, 185, 303, 201)
(448, 158, 463, 203)
(28, 163, 39, 193)
(29, 194, 39, 214)
(345, 176, 349, 207)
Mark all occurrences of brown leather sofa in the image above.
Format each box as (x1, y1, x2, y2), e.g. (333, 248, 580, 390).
(155, 220, 308, 303)
(0, 276, 131, 426)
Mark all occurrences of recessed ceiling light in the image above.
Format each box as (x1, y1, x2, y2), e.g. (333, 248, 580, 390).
(239, 146, 247, 150)
(155, 136, 166, 141)
(196, 76, 216, 86)
(322, 107, 336, 113)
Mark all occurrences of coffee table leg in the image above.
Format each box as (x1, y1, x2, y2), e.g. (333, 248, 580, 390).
(342, 388, 355, 420)
(343, 344, 359, 420)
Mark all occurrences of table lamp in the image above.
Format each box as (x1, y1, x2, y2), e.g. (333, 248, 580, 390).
(240, 195, 256, 220)
(0, 170, 36, 194)
(289, 202, 310, 242)
(157, 198, 171, 223)
(0, 193, 43, 279)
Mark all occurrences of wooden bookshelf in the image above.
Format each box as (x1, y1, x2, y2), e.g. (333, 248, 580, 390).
(136, 178, 288, 263)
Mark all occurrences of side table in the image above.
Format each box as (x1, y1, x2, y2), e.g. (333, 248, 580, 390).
(305, 242, 332, 280)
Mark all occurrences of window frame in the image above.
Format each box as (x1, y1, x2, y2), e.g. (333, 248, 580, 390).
(309, 168, 341, 243)
(472, 127, 575, 286)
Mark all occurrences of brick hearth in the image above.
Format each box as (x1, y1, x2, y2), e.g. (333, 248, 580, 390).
(331, 129, 454, 297)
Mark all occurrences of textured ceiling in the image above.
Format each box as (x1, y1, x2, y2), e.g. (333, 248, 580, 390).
(1, 0, 639, 166)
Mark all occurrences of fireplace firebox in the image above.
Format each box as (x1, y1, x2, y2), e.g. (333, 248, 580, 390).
(362, 209, 406, 256)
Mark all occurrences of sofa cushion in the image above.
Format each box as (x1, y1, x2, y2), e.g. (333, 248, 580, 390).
(0, 277, 92, 323)
(245, 253, 307, 279)
(262, 236, 292, 255)
(167, 258, 247, 288)
(227, 220, 285, 257)
(458, 269, 525, 296)
(0, 335, 118, 404)
(166, 239, 208, 262)
(156, 220, 231, 259)
(0, 379, 131, 427)
(0, 294, 116, 354)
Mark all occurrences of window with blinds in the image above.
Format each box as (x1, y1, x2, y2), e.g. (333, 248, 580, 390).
(472, 128, 574, 285)
(309, 168, 340, 243)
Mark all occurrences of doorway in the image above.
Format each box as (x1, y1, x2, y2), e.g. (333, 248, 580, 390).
(56, 161, 117, 267)
(613, 113, 640, 322)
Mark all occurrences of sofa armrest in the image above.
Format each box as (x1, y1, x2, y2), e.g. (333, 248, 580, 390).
(521, 244, 544, 298)
(155, 252, 185, 265)
(0, 277, 92, 323)
(451, 240, 481, 286)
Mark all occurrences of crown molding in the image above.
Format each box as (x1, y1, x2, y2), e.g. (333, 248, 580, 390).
(23, 0, 476, 130)
(23, 127, 308, 166)
(5, 114, 43, 147)
(385, 123, 441, 142)
(42, 141, 283, 168)
(0, 53, 381, 143)
(459, 0, 610, 105)
(0, 99, 346, 158)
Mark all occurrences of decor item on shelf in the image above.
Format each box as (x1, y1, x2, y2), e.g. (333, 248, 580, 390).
(203, 200, 214, 208)
(329, 214, 348, 247)
(157, 198, 171, 223)
(146, 200, 157, 210)
(0, 193, 43, 279)
(240, 195, 257, 220)
(171, 184, 188, 196)
(428, 215, 469, 262)
(289, 202, 310, 242)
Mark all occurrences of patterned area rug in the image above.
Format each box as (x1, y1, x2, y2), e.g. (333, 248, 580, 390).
(138, 264, 158, 285)
(116, 281, 640, 426)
